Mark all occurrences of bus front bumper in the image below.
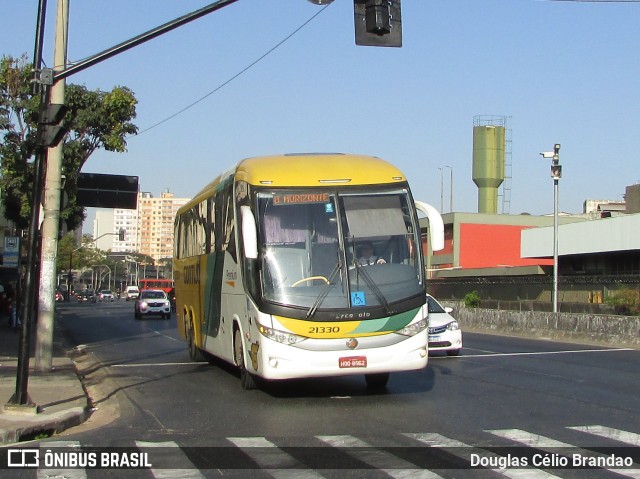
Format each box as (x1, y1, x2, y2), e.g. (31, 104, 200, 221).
(252, 331, 429, 381)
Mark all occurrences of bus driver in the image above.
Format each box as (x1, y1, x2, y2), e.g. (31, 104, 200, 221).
(358, 242, 386, 266)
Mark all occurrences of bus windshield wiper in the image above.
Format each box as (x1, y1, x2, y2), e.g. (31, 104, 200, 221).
(306, 259, 342, 319)
(353, 260, 392, 315)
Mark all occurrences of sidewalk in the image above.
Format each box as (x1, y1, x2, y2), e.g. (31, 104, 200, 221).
(0, 319, 89, 445)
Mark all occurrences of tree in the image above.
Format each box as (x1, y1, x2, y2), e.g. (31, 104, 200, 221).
(56, 232, 107, 274)
(0, 54, 138, 231)
(158, 257, 173, 278)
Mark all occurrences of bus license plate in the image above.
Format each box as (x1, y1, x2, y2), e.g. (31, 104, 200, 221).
(339, 356, 367, 368)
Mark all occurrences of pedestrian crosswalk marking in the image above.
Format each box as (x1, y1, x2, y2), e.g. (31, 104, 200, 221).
(29, 424, 640, 478)
(405, 433, 561, 479)
(316, 435, 444, 478)
(568, 425, 640, 446)
(135, 441, 204, 479)
(38, 440, 87, 479)
(485, 429, 640, 479)
(226, 436, 324, 478)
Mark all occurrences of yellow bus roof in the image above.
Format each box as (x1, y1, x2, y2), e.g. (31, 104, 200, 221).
(236, 153, 406, 187)
(181, 153, 408, 210)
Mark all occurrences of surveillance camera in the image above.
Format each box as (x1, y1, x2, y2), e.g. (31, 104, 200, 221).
(540, 152, 555, 159)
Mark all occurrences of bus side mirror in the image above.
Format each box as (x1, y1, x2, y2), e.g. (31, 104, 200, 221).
(241, 206, 258, 259)
(414, 201, 444, 252)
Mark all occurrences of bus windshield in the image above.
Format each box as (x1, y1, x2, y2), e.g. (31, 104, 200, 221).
(257, 189, 423, 316)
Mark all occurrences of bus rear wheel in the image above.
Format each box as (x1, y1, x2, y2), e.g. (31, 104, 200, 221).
(365, 372, 389, 390)
(234, 328, 257, 390)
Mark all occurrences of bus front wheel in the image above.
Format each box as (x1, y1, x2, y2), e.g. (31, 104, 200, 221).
(234, 328, 257, 390)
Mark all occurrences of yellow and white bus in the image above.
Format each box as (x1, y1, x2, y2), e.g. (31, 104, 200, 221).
(173, 153, 438, 389)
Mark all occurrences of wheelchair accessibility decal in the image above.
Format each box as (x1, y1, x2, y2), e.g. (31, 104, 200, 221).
(351, 291, 366, 306)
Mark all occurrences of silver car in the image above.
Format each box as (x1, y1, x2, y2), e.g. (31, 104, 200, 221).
(134, 289, 171, 320)
(427, 294, 463, 356)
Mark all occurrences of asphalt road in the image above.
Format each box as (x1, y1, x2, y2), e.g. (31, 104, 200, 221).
(15, 300, 640, 478)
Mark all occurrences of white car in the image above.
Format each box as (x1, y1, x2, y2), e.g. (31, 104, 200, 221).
(427, 294, 462, 356)
(125, 285, 140, 301)
(99, 290, 115, 302)
(134, 289, 172, 319)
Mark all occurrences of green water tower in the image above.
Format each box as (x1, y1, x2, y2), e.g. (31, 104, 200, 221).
(473, 124, 505, 214)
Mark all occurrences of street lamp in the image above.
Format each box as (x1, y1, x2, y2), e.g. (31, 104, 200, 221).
(540, 144, 561, 313)
(438, 167, 444, 212)
(444, 165, 453, 212)
(67, 229, 125, 300)
(67, 245, 86, 301)
(439, 166, 454, 213)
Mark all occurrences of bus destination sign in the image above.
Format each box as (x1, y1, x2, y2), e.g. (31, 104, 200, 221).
(273, 193, 330, 205)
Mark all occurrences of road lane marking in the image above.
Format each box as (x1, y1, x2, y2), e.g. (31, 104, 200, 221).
(486, 429, 640, 478)
(568, 425, 640, 446)
(111, 362, 207, 367)
(151, 330, 183, 342)
(317, 435, 443, 478)
(226, 437, 324, 479)
(451, 348, 634, 359)
(135, 440, 204, 479)
(405, 433, 560, 478)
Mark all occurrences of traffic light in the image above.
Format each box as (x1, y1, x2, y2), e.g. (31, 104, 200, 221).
(354, 0, 402, 47)
(36, 103, 68, 148)
(118, 228, 126, 241)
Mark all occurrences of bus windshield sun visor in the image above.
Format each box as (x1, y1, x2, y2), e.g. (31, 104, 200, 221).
(343, 195, 408, 238)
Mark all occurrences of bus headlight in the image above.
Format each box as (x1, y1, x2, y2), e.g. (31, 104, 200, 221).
(396, 318, 428, 337)
(258, 325, 306, 345)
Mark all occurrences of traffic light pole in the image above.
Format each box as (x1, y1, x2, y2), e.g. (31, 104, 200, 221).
(52, 0, 239, 83)
(5, 0, 51, 410)
(8, 109, 49, 409)
(8, 0, 241, 409)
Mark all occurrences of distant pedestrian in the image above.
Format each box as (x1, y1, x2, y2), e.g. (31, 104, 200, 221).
(8, 292, 20, 330)
(0, 292, 9, 327)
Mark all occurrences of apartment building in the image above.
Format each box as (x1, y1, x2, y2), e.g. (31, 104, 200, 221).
(137, 190, 188, 262)
(93, 189, 189, 262)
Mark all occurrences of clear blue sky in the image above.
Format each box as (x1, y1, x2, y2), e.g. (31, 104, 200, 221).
(3, 0, 639, 229)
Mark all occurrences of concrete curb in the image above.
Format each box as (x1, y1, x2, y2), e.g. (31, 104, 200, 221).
(0, 406, 89, 445)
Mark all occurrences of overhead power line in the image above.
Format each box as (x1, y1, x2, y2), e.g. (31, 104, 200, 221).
(138, 4, 332, 135)
(545, 0, 640, 2)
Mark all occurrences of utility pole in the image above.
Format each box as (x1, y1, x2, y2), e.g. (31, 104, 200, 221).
(36, 0, 69, 373)
(551, 145, 561, 313)
(540, 144, 562, 313)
